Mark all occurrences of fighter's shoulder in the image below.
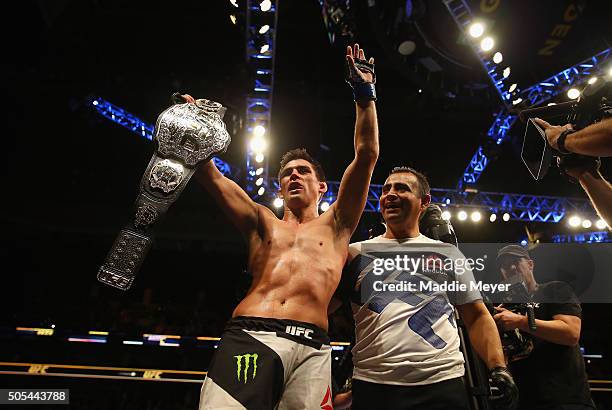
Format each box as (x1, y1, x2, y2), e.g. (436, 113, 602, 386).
(256, 203, 279, 219)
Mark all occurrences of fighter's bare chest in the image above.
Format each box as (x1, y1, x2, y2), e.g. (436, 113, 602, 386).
(257, 218, 337, 252)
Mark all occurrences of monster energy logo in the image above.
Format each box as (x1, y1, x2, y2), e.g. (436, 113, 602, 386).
(234, 353, 258, 383)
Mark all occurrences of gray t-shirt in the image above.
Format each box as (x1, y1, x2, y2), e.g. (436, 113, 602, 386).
(345, 234, 481, 385)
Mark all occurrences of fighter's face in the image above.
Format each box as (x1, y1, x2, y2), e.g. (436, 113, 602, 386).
(499, 255, 533, 282)
(279, 159, 326, 208)
(380, 173, 429, 224)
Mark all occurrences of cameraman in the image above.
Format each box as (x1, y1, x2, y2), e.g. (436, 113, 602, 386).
(534, 118, 612, 228)
(493, 245, 595, 410)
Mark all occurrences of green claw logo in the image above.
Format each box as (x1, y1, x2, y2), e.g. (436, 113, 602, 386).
(234, 353, 258, 383)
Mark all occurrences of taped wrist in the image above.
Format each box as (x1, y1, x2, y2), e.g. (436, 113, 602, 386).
(346, 58, 377, 102)
(353, 82, 376, 102)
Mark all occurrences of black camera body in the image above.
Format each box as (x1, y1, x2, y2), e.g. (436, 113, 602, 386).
(520, 79, 611, 181)
(484, 282, 537, 363)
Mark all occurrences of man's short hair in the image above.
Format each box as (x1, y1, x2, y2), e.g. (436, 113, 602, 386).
(388, 166, 430, 198)
(278, 148, 326, 182)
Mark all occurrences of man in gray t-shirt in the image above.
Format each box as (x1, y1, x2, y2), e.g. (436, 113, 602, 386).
(335, 167, 518, 410)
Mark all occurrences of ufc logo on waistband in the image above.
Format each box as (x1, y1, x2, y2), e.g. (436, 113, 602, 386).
(285, 325, 314, 339)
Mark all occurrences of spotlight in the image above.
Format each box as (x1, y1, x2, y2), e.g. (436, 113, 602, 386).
(256, 167, 264, 175)
(568, 215, 581, 227)
(609, 67, 612, 77)
(596, 219, 608, 230)
(508, 83, 517, 93)
(480, 37, 494, 52)
(230, 0, 239, 6)
(582, 219, 592, 229)
(259, 25, 270, 34)
(255, 177, 264, 186)
(229, 14, 237, 24)
(458, 211, 468, 221)
(503, 66, 511, 78)
(253, 125, 266, 137)
(250, 135, 267, 153)
(260, 44, 270, 53)
(493, 52, 503, 64)
(273, 197, 283, 208)
(469, 22, 485, 38)
(441, 210, 451, 221)
(255, 153, 265, 163)
(588, 77, 598, 85)
(489, 213, 497, 222)
(258, 187, 266, 196)
(260, 0, 272, 11)
(567, 88, 580, 99)
(520, 239, 528, 246)
(398, 40, 416, 56)
(92, 100, 99, 106)
(320, 201, 330, 212)
(471, 211, 482, 222)
(502, 213, 510, 222)
(547, 102, 557, 106)
(512, 98, 523, 105)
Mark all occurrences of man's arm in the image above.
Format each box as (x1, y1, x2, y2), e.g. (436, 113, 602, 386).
(533, 117, 612, 227)
(195, 160, 260, 237)
(577, 171, 612, 228)
(534, 117, 612, 157)
(177, 93, 261, 237)
(493, 308, 581, 346)
(524, 314, 581, 346)
(332, 44, 379, 232)
(457, 302, 506, 369)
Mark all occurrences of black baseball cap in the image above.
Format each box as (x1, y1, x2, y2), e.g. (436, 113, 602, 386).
(496, 245, 531, 263)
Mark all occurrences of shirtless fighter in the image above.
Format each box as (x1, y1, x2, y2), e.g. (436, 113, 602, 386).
(191, 44, 378, 409)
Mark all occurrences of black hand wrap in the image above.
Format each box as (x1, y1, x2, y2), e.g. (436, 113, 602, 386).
(489, 366, 519, 410)
(345, 58, 377, 102)
(418, 204, 458, 246)
(171, 92, 188, 105)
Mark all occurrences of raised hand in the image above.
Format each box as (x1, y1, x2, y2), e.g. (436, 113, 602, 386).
(346, 43, 375, 84)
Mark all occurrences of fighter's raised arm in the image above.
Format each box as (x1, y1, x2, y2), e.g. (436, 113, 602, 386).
(176, 94, 262, 237)
(332, 44, 379, 234)
(195, 159, 262, 237)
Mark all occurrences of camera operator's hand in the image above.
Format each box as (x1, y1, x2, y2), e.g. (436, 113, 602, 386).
(489, 366, 519, 410)
(533, 118, 573, 150)
(493, 306, 526, 331)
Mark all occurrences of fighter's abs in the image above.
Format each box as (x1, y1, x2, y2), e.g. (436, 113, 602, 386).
(235, 218, 347, 328)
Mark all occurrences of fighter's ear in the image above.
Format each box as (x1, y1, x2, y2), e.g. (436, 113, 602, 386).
(319, 181, 328, 194)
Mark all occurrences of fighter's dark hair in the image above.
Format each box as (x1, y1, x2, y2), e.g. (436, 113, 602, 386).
(388, 166, 430, 198)
(278, 148, 326, 182)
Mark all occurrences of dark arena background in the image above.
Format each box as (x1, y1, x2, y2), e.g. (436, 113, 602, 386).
(3, 0, 612, 409)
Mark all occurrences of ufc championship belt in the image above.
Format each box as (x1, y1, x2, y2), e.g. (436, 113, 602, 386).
(97, 97, 231, 290)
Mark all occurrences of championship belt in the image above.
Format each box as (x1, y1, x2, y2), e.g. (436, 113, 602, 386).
(97, 97, 231, 290)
